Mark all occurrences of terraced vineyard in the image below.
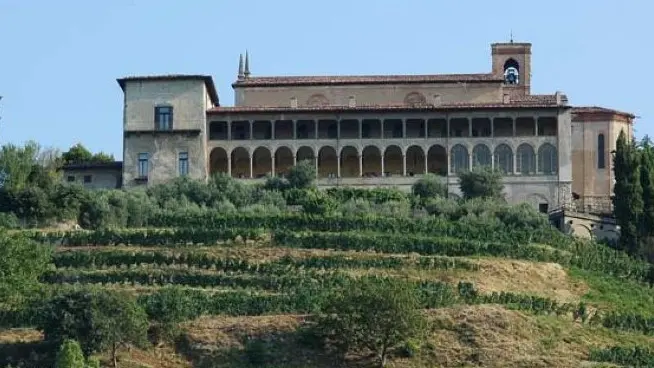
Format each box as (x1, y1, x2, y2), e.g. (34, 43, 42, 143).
(3, 211, 654, 367)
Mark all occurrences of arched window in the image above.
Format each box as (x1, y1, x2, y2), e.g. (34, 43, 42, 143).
(516, 143, 535, 175)
(598, 134, 606, 169)
(503, 58, 520, 85)
(472, 144, 491, 168)
(450, 144, 469, 173)
(538, 143, 558, 174)
(493, 144, 513, 174)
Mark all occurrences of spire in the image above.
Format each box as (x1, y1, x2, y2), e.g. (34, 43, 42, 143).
(244, 50, 251, 78)
(510, 30, 514, 43)
(238, 53, 244, 80)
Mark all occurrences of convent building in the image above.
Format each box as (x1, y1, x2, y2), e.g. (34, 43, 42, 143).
(65, 41, 635, 219)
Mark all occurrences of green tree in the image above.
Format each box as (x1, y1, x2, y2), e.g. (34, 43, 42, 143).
(0, 230, 52, 308)
(287, 159, 316, 189)
(0, 141, 41, 191)
(411, 173, 447, 200)
(640, 138, 654, 237)
(313, 277, 426, 367)
(37, 290, 149, 367)
(613, 130, 644, 254)
(55, 339, 86, 368)
(62, 143, 114, 165)
(458, 167, 505, 200)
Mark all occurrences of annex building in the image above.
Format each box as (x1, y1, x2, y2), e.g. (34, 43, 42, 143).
(65, 41, 635, 220)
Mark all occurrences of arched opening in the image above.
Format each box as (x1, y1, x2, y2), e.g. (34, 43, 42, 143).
(503, 58, 520, 85)
(516, 143, 536, 175)
(383, 145, 403, 176)
(340, 146, 359, 177)
(317, 146, 337, 178)
(450, 144, 469, 173)
(406, 145, 425, 176)
(252, 147, 272, 178)
(472, 144, 491, 168)
(274, 147, 294, 177)
(362, 146, 382, 177)
(209, 147, 228, 175)
(538, 143, 558, 174)
(493, 144, 513, 174)
(230, 147, 249, 178)
(427, 145, 447, 176)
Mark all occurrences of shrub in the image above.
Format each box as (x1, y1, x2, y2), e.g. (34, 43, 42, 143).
(55, 339, 86, 368)
(412, 174, 447, 200)
(458, 167, 505, 200)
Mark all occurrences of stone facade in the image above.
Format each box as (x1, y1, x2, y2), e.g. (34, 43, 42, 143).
(113, 41, 635, 214)
(62, 162, 122, 190)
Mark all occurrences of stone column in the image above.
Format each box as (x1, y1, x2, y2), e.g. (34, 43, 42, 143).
(249, 154, 253, 179)
(227, 155, 232, 177)
(271, 155, 276, 177)
(358, 154, 363, 177)
(337, 153, 341, 178)
(402, 154, 407, 176)
(271, 121, 276, 140)
(249, 121, 253, 141)
(227, 121, 232, 140)
(423, 152, 428, 174)
(381, 154, 385, 177)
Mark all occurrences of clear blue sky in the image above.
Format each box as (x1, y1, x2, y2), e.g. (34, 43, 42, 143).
(1, 0, 652, 160)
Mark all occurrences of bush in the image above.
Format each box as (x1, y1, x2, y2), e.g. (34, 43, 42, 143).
(55, 339, 86, 368)
(412, 174, 447, 200)
(458, 168, 505, 200)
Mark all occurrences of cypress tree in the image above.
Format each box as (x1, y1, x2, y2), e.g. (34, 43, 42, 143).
(613, 130, 643, 254)
(639, 137, 654, 238)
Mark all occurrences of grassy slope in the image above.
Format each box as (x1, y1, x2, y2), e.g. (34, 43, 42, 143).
(2, 243, 654, 367)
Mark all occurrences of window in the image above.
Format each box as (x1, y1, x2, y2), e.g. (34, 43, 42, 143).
(155, 106, 173, 130)
(67, 176, 75, 182)
(538, 143, 558, 174)
(83, 175, 92, 183)
(472, 144, 491, 168)
(493, 144, 513, 174)
(539, 203, 549, 213)
(178, 152, 189, 176)
(138, 153, 149, 178)
(450, 144, 469, 173)
(598, 133, 606, 169)
(516, 144, 536, 175)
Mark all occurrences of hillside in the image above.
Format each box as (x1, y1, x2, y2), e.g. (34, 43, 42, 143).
(1, 171, 654, 367)
(2, 210, 654, 367)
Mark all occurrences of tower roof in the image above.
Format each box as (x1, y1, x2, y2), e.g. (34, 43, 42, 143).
(117, 74, 219, 106)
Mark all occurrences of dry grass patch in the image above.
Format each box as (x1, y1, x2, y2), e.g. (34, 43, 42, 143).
(423, 305, 654, 368)
(0, 328, 41, 344)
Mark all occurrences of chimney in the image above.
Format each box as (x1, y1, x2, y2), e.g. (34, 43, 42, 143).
(290, 97, 298, 108)
(348, 96, 356, 108)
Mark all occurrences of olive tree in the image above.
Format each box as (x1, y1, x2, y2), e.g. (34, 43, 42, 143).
(312, 277, 426, 367)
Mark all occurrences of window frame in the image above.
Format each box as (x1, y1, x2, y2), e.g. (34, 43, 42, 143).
(154, 105, 173, 131)
(138, 152, 149, 178)
(178, 151, 189, 176)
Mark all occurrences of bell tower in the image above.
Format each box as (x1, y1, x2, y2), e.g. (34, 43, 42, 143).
(491, 41, 532, 95)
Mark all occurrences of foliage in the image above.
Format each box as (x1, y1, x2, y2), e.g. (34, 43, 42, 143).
(458, 167, 505, 200)
(286, 159, 316, 189)
(55, 339, 86, 368)
(62, 143, 114, 165)
(312, 277, 426, 366)
(0, 230, 52, 308)
(613, 130, 643, 254)
(589, 346, 654, 366)
(411, 173, 447, 200)
(36, 290, 149, 361)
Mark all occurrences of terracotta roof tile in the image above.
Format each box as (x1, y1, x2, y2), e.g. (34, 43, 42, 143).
(117, 74, 219, 105)
(571, 106, 635, 119)
(232, 73, 503, 87)
(207, 100, 564, 114)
